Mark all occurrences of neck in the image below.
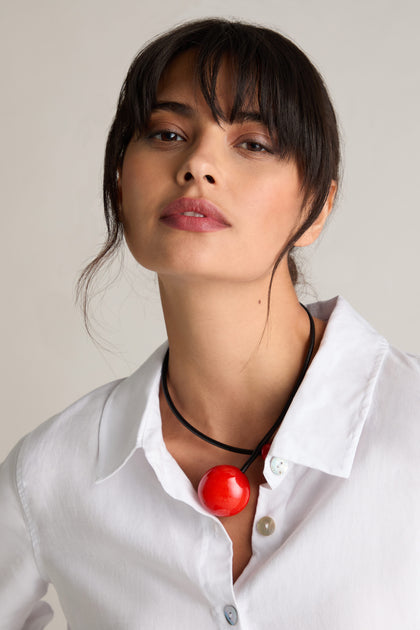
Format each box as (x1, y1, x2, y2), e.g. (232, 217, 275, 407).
(158, 268, 324, 448)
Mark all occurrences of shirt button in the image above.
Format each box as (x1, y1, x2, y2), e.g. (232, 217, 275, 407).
(224, 605, 238, 625)
(270, 456, 288, 476)
(256, 516, 276, 536)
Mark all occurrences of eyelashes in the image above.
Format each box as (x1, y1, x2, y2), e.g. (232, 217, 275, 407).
(147, 130, 185, 142)
(146, 128, 274, 155)
(236, 140, 272, 153)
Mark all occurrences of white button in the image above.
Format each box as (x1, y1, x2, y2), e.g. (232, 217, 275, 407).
(224, 605, 238, 625)
(270, 456, 288, 476)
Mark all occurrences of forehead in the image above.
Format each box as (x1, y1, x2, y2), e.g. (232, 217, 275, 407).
(157, 52, 201, 98)
(156, 50, 259, 116)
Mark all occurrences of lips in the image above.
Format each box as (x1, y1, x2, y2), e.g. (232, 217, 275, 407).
(160, 198, 231, 232)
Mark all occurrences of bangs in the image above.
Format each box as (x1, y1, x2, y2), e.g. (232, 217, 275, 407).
(124, 21, 305, 161)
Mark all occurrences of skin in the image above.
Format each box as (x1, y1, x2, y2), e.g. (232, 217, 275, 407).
(119, 51, 336, 582)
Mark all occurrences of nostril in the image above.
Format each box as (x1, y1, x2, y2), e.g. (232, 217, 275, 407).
(183, 172, 215, 183)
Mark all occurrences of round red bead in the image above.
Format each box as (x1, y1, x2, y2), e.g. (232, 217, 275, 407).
(197, 465, 250, 517)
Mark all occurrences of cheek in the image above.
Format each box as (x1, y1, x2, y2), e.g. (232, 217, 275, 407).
(120, 159, 158, 233)
(240, 177, 303, 236)
(121, 159, 151, 207)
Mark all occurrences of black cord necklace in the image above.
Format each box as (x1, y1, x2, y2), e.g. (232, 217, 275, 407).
(161, 304, 315, 517)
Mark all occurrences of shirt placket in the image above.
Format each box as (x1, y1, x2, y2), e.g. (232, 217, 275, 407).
(199, 515, 244, 629)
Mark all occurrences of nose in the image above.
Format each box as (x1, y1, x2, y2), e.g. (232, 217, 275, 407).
(175, 137, 219, 187)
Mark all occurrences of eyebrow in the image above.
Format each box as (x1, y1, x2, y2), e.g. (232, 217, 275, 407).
(152, 101, 195, 116)
(152, 101, 263, 124)
(232, 111, 263, 123)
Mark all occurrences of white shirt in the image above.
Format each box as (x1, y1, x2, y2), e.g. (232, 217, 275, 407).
(1, 296, 419, 630)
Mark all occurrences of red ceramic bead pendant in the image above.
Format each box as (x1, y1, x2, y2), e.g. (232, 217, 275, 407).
(197, 465, 251, 517)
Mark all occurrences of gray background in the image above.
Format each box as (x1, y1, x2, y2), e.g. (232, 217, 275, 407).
(1, 0, 419, 625)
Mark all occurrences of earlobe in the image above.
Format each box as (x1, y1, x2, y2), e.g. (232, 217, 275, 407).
(294, 180, 337, 248)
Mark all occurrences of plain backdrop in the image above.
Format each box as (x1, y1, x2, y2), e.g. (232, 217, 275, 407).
(1, 0, 419, 626)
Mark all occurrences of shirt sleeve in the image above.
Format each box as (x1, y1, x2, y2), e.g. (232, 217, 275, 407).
(0, 440, 54, 630)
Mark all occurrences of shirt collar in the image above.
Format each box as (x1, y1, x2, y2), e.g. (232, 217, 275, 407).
(95, 343, 168, 482)
(96, 296, 389, 483)
(266, 296, 388, 483)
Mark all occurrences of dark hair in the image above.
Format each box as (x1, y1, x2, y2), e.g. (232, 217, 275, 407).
(76, 18, 340, 334)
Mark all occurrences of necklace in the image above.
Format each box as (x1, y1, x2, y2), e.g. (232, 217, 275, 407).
(161, 304, 315, 517)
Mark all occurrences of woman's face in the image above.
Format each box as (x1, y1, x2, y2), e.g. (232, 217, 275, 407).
(120, 52, 326, 285)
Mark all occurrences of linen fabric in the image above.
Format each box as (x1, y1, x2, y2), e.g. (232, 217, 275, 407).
(1, 296, 419, 629)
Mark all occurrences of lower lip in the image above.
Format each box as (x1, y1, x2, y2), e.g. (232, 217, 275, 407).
(160, 214, 229, 232)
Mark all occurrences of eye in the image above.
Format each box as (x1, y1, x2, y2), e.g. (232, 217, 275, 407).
(148, 130, 185, 142)
(237, 140, 272, 153)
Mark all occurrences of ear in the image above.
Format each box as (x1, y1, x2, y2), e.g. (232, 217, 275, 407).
(294, 180, 337, 247)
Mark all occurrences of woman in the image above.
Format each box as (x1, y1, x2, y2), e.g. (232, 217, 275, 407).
(1, 18, 419, 630)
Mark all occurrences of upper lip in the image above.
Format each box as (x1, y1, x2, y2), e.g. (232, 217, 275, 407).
(160, 197, 231, 225)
